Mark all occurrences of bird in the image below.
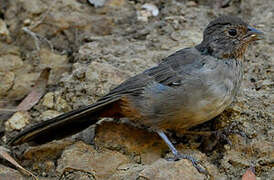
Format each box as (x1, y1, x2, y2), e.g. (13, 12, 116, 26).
(8, 15, 263, 173)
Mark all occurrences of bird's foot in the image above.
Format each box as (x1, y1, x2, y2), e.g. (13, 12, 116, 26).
(166, 152, 208, 174)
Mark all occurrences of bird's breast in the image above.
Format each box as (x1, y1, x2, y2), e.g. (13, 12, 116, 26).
(167, 59, 243, 130)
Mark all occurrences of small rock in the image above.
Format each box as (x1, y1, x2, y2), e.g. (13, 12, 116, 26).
(95, 122, 166, 164)
(139, 159, 206, 180)
(72, 126, 95, 145)
(88, 0, 106, 8)
(110, 163, 145, 180)
(57, 141, 130, 179)
(7, 72, 40, 100)
(142, 4, 159, 16)
(0, 19, 11, 42)
(0, 71, 15, 98)
(137, 3, 159, 22)
(22, 140, 74, 176)
(55, 96, 71, 112)
(186, 1, 198, 7)
(22, 0, 47, 14)
(23, 140, 74, 162)
(137, 11, 152, 22)
(0, 164, 24, 180)
(181, 30, 203, 47)
(23, 19, 31, 26)
(255, 79, 273, 90)
(60, 170, 96, 180)
(44, 160, 56, 174)
(41, 110, 62, 120)
(85, 61, 128, 97)
(42, 172, 47, 177)
(105, 0, 127, 8)
(42, 92, 55, 109)
(39, 48, 69, 85)
(249, 140, 274, 164)
(0, 19, 9, 36)
(5, 111, 30, 131)
(170, 31, 181, 41)
(0, 55, 23, 71)
(0, 42, 20, 56)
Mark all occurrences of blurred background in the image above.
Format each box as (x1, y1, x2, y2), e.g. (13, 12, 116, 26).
(0, 0, 273, 179)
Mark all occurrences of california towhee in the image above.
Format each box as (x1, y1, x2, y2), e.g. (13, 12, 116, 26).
(9, 15, 263, 173)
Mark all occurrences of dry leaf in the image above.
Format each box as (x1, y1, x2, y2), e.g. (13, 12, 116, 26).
(0, 146, 38, 179)
(242, 167, 256, 180)
(17, 68, 51, 111)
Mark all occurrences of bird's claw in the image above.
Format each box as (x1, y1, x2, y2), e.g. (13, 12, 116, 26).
(166, 153, 208, 174)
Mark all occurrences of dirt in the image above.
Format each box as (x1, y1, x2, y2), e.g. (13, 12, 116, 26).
(0, 0, 273, 179)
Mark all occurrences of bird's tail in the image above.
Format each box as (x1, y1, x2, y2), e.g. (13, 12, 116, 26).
(8, 97, 121, 146)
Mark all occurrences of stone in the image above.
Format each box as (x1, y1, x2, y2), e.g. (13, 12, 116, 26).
(60, 170, 96, 180)
(44, 160, 56, 174)
(180, 30, 203, 47)
(104, 0, 127, 8)
(22, 0, 47, 14)
(5, 111, 30, 131)
(0, 164, 24, 180)
(139, 159, 206, 180)
(0, 19, 11, 42)
(41, 110, 62, 120)
(85, 61, 129, 97)
(249, 140, 274, 163)
(42, 92, 55, 109)
(21, 140, 74, 176)
(23, 140, 74, 162)
(88, 0, 106, 8)
(94, 122, 166, 164)
(55, 96, 71, 112)
(39, 48, 69, 85)
(137, 3, 159, 22)
(7, 72, 40, 100)
(23, 19, 31, 26)
(186, 1, 198, 7)
(0, 71, 15, 98)
(0, 43, 20, 56)
(0, 55, 23, 71)
(110, 163, 145, 180)
(223, 137, 274, 167)
(56, 141, 130, 179)
(137, 10, 151, 22)
(142, 4, 159, 17)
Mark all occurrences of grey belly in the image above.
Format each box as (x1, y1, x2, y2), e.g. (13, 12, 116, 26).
(159, 89, 234, 130)
(133, 80, 237, 131)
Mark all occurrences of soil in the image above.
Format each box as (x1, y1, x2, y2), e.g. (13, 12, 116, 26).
(0, 0, 273, 179)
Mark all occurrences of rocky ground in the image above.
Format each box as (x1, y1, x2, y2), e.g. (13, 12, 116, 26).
(0, 0, 273, 179)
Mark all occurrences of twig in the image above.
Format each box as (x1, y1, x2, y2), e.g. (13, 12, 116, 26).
(0, 146, 38, 180)
(22, 27, 40, 51)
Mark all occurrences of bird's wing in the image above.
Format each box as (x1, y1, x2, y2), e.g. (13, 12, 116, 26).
(101, 48, 204, 100)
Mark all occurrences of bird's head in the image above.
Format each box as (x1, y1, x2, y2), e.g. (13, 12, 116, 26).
(196, 15, 263, 59)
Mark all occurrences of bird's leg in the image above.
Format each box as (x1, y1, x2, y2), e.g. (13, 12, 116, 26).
(157, 130, 207, 174)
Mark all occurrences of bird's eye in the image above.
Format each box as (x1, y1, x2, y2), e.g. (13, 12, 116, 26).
(228, 29, 237, 36)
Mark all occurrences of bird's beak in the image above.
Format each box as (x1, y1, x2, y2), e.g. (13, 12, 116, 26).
(247, 26, 264, 40)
